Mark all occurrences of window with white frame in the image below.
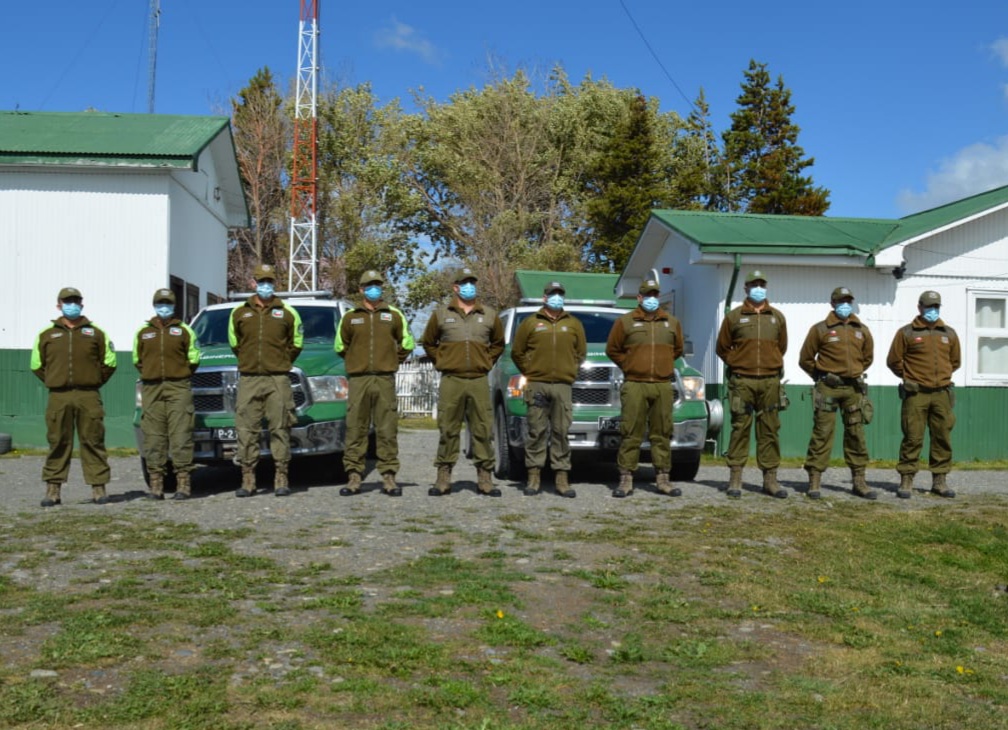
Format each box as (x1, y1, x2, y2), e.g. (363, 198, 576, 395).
(970, 290, 1008, 381)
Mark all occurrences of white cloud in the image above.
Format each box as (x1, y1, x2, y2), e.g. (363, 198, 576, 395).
(374, 19, 442, 66)
(991, 37, 1008, 67)
(897, 136, 1008, 214)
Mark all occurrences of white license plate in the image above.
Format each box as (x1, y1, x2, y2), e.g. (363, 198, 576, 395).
(598, 416, 621, 432)
(212, 427, 237, 441)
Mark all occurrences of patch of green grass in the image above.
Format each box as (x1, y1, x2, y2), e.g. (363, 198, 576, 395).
(475, 611, 555, 649)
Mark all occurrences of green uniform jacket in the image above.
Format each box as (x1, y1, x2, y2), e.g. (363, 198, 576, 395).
(228, 296, 303, 375)
(335, 302, 414, 375)
(605, 307, 684, 383)
(133, 317, 200, 382)
(798, 312, 873, 379)
(716, 301, 787, 376)
(421, 301, 504, 377)
(511, 308, 587, 384)
(31, 317, 117, 389)
(886, 316, 960, 388)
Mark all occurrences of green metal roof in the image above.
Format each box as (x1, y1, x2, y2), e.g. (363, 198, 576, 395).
(0, 111, 232, 169)
(650, 183, 1008, 256)
(514, 270, 636, 308)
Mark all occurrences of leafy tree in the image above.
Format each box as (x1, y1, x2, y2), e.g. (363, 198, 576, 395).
(581, 93, 677, 271)
(228, 68, 288, 292)
(669, 88, 721, 210)
(718, 60, 829, 214)
(313, 83, 424, 302)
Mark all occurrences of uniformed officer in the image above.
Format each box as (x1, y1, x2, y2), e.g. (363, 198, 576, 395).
(334, 270, 415, 496)
(228, 263, 303, 498)
(30, 287, 117, 506)
(798, 286, 876, 500)
(511, 280, 586, 498)
(886, 290, 960, 498)
(605, 277, 684, 498)
(715, 270, 789, 499)
(133, 288, 201, 500)
(421, 267, 505, 496)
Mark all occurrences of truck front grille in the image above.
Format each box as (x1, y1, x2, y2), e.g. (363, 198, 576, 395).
(192, 368, 308, 414)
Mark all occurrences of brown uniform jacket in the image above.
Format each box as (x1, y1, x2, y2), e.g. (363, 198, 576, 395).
(798, 312, 873, 379)
(335, 303, 414, 376)
(228, 296, 303, 375)
(133, 317, 200, 382)
(31, 317, 117, 389)
(511, 308, 587, 384)
(716, 301, 787, 377)
(421, 301, 504, 378)
(886, 316, 960, 388)
(605, 307, 684, 383)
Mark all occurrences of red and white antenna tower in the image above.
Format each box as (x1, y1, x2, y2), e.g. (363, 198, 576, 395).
(288, 0, 319, 292)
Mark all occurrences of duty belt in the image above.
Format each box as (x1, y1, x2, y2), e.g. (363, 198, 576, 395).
(916, 385, 949, 394)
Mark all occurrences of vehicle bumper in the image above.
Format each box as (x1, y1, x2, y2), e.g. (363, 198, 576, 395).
(138, 420, 347, 464)
(506, 414, 707, 454)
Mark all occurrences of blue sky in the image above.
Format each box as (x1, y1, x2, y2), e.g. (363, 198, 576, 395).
(4, 0, 1008, 219)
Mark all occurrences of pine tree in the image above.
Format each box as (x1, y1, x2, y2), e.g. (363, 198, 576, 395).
(670, 88, 721, 210)
(719, 60, 829, 215)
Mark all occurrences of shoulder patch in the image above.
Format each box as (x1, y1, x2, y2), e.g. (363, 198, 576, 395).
(380, 312, 392, 321)
(169, 326, 183, 336)
(271, 309, 284, 318)
(81, 327, 95, 337)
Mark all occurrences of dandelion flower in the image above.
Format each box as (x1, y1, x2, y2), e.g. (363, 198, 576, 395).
(496, 610, 504, 619)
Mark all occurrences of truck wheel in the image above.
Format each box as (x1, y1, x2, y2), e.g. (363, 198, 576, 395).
(671, 455, 701, 482)
(493, 406, 525, 480)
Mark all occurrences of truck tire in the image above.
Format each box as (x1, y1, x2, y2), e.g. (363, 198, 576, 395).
(671, 455, 701, 482)
(493, 405, 525, 480)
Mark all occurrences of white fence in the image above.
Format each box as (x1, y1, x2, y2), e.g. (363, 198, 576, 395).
(396, 360, 440, 416)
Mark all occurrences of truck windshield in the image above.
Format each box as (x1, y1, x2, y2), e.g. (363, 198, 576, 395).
(190, 304, 341, 347)
(513, 310, 622, 343)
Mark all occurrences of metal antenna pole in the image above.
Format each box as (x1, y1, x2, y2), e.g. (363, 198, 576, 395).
(288, 0, 319, 292)
(147, 0, 160, 114)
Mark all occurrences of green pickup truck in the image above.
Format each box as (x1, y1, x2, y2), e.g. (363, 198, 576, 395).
(487, 271, 719, 482)
(133, 297, 353, 483)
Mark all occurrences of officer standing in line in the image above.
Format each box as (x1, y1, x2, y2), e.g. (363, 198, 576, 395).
(605, 277, 684, 498)
(421, 267, 505, 497)
(511, 280, 586, 498)
(133, 288, 201, 500)
(31, 287, 117, 506)
(228, 263, 303, 498)
(798, 286, 876, 500)
(334, 270, 414, 496)
(715, 270, 789, 499)
(886, 290, 960, 499)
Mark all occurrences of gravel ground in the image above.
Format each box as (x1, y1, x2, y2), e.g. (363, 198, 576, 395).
(2, 428, 1006, 537)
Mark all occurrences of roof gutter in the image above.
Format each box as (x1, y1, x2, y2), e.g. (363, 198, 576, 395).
(691, 251, 875, 268)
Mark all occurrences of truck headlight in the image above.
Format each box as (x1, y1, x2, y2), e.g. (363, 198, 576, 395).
(680, 375, 705, 401)
(507, 374, 527, 399)
(307, 375, 349, 402)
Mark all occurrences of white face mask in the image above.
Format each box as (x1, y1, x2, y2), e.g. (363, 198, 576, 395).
(154, 304, 175, 320)
(748, 286, 767, 303)
(641, 296, 660, 312)
(256, 282, 275, 300)
(546, 294, 564, 310)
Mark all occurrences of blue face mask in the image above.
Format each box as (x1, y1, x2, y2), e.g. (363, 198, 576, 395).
(546, 294, 564, 310)
(641, 296, 660, 313)
(256, 282, 275, 300)
(922, 307, 940, 323)
(748, 286, 767, 303)
(155, 304, 175, 320)
(458, 282, 477, 301)
(61, 302, 82, 320)
(363, 285, 383, 302)
(834, 302, 853, 319)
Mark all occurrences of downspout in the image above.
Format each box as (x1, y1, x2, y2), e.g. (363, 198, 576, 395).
(718, 254, 742, 455)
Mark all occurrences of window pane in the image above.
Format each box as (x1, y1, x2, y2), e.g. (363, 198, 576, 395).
(978, 337, 1008, 375)
(975, 298, 1005, 328)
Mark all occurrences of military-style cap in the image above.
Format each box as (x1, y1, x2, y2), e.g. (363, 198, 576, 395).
(744, 270, 767, 285)
(454, 267, 478, 284)
(544, 280, 566, 294)
(359, 269, 384, 286)
(58, 286, 82, 301)
(919, 290, 942, 306)
(253, 263, 278, 282)
(831, 286, 854, 302)
(152, 288, 176, 304)
(639, 278, 660, 295)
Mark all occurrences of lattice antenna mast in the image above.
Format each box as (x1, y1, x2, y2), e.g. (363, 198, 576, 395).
(147, 0, 161, 113)
(288, 0, 319, 292)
